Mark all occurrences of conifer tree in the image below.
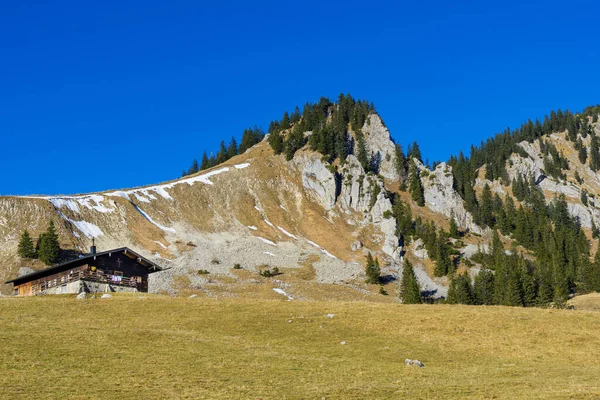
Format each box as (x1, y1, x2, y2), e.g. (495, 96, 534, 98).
(407, 141, 422, 163)
(226, 137, 238, 159)
(400, 259, 421, 304)
(280, 111, 290, 130)
(17, 230, 36, 259)
(365, 253, 381, 284)
(479, 184, 495, 227)
(356, 130, 369, 171)
(38, 221, 60, 266)
(447, 274, 473, 305)
(268, 129, 284, 154)
(449, 214, 460, 238)
(408, 162, 425, 206)
(200, 151, 209, 170)
(187, 159, 199, 175)
(473, 267, 495, 305)
(216, 141, 227, 164)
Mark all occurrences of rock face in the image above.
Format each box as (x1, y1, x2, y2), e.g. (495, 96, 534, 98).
(360, 114, 399, 181)
(417, 160, 484, 235)
(301, 157, 337, 210)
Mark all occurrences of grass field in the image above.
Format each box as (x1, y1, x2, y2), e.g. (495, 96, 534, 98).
(1, 294, 600, 399)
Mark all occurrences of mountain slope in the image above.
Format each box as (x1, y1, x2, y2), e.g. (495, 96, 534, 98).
(2, 101, 600, 303)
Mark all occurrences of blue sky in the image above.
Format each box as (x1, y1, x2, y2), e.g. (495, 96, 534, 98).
(1, 0, 599, 195)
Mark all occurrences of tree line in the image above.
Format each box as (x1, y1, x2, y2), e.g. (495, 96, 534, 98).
(182, 127, 264, 177)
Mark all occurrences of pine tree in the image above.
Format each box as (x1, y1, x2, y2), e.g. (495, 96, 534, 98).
(473, 267, 495, 305)
(187, 159, 199, 175)
(268, 129, 284, 154)
(449, 214, 459, 238)
(38, 221, 60, 266)
(200, 151, 209, 170)
(365, 253, 381, 284)
(407, 141, 422, 163)
(17, 230, 36, 259)
(400, 259, 421, 304)
(356, 130, 369, 171)
(216, 141, 227, 164)
(226, 137, 238, 159)
(447, 274, 473, 305)
(479, 184, 495, 227)
(408, 162, 425, 206)
(280, 111, 290, 130)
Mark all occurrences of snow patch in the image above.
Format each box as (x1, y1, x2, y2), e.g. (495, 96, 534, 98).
(264, 219, 274, 227)
(280, 205, 288, 211)
(134, 205, 176, 233)
(264, 251, 276, 257)
(234, 163, 250, 169)
(154, 240, 167, 249)
(306, 239, 337, 259)
(273, 288, 293, 300)
(154, 252, 173, 262)
(59, 213, 104, 238)
(247, 225, 258, 231)
(277, 226, 297, 240)
(256, 237, 276, 246)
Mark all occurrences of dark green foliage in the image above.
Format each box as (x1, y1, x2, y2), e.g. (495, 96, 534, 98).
(268, 129, 284, 155)
(259, 267, 281, 278)
(473, 267, 495, 305)
(447, 274, 474, 305)
(197, 269, 210, 275)
(407, 141, 422, 163)
(226, 137, 238, 159)
(590, 135, 600, 172)
(38, 221, 60, 266)
(356, 130, 369, 170)
(284, 125, 307, 161)
(200, 152, 209, 170)
(400, 259, 422, 304)
(394, 144, 408, 189)
(365, 253, 381, 284)
(239, 126, 264, 154)
(449, 214, 460, 238)
(478, 184, 495, 228)
(187, 159, 199, 175)
(216, 141, 228, 164)
(17, 230, 36, 259)
(408, 162, 425, 206)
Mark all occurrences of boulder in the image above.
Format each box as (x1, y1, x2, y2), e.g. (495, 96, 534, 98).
(100, 294, 113, 299)
(404, 359, 425, 368)
(351, 241, 363, 251)
(76, 292, 87, 300)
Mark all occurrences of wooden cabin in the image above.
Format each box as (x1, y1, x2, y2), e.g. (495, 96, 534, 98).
(5, 247, 162, 296)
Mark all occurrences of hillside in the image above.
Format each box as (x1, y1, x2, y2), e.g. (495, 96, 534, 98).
(2, 97, 600, 305)
(1, 294, 600, 399)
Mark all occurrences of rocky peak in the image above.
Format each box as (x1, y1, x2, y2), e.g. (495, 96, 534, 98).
(360, 114, 399, 181)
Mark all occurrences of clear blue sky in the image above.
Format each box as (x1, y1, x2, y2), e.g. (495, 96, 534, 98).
(1, 0, 599, 195)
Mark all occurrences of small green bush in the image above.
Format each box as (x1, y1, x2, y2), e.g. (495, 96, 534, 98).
(197, 269, 210, 275)
(233, 264, 242, 270)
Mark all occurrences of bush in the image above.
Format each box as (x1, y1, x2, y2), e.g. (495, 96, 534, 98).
(259, 267, 282, 278)
(383, 210, 393, 219)
(379, 286, 388, 295)
(233, 264, 242, 270)
(197, 270, 210, 275)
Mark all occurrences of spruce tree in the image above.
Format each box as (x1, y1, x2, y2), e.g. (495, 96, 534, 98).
(38, 221, 60, 266)
(447, 274, 473, 305)
(268, 129, 284, 154)
(226, 137, 238, 159)
(200, 151, 209, 170)
(408, 162, 425, 206)
(449, 214, 460, 238)
(473, 267, 495, 305)
(400, 259, 421, 304)
(17, 230, 36, 259)
(365, 253, 381, 284)
(356, 130, 369, 171)
(216, 141, 227, 164)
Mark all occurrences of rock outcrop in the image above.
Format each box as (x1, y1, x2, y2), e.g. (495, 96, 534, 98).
(360, 114, 399, 181)
(300, 156, 337, 210)
(417, 160, 484, 235)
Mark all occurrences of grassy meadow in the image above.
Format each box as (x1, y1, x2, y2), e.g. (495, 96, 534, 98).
(1, 294, 600, 399)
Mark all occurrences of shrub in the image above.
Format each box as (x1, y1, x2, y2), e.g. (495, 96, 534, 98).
(259, 267, 282, 278)
(197, 270, 210, 275)
(233, 264, 242, 270)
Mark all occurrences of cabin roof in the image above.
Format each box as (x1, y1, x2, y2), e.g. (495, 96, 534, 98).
(4, 247, 162, 285)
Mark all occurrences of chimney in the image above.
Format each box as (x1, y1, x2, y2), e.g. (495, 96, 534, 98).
(90, 238, 97, 255)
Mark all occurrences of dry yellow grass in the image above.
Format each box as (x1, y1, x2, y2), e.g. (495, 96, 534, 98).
(1, 295, 600, 399)
(569, 292, 600, 311)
